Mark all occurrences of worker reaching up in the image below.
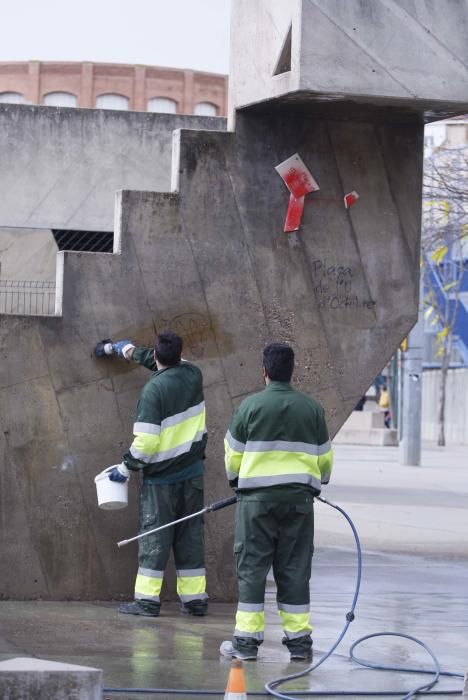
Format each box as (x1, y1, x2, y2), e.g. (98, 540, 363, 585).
(220, 342, 333, 662)
(98, 331, 208, 617)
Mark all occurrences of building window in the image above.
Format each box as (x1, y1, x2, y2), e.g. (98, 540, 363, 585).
(95, 94, 129, 111)
(0, 92, 25, 104)
(147, 97, 177, 114)
(43, 92, 77, 107)
(194, 102, 218, 116)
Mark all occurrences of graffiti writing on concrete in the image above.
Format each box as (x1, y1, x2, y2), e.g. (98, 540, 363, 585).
(157, 312, 211, 358)
(311, 259, 376, 310)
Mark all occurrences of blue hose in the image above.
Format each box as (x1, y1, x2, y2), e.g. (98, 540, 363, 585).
(104, 495, 465, 698)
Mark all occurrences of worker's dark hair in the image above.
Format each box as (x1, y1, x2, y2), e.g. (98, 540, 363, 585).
(263, 342, 294, 382)
(155, 331, 183, 366)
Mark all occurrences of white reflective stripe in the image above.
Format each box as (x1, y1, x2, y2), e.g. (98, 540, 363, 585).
(226, 469, 238, 480)
(282, 629, 311, 640)
(237, 473, 322, 491)
(134, 422, 161, 435)
(234, 629, 264, 640)
(321, 474, 330, 484)
(278, 603, 310, 613)
(138, 567, 164, 578)
(135, 592, 160, 602)
(130, 429, 206, 463)
(176, 568, 206, 577)
(225, 430, 246, 453)
(179, 593, 208, 602)
(238, 602, 264, 612)
(318, 439, 332, 455)
(245, 439, 330, 456)
(161, 400, 205, 429)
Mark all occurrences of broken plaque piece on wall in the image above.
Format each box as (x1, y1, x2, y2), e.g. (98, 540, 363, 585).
(275, 153, 319, 233)
(344, 191, 360, 209)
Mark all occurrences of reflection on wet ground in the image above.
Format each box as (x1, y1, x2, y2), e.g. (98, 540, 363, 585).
(0, 546, 466, 700)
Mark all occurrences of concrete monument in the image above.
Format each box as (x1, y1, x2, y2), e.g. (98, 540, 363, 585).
(1, 0, 467, 600)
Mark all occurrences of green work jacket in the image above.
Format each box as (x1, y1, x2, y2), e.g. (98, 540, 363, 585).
(123, 348, 207, 479)
(224, 381, 332, 495)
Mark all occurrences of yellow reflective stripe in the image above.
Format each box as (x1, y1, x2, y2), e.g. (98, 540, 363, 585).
(235, 609, 265, 634)
(319, 448, 333, 483)
(132, 431, 160, 456)
(160, 410, 206, 452)
(278, 610, 312, 634)
(224, 439, 243, 477)
(240, 450, 321, 478)
(177, 575, 206, 596)
(131, 410, 206, 460)
(135, 573, 163, 598)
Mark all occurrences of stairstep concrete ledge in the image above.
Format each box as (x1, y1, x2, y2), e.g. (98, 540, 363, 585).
(334, 411, 398, 446)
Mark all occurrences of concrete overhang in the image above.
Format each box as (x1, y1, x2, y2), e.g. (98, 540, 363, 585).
(229, 0, 468, 125)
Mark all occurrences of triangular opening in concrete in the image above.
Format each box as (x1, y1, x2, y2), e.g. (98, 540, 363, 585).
(273, 24, 292, 75)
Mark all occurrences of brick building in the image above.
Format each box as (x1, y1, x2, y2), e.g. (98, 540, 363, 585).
(0, 61, 227, 115)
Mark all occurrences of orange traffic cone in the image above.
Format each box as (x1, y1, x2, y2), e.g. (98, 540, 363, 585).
(224, 658, 248, 699)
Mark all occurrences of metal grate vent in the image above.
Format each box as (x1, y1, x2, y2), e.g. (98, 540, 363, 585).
(52, 229, 113, 253)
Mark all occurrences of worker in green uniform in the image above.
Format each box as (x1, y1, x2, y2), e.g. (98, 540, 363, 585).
(99, 331, 208, 617)
(220, 342, 333, 661)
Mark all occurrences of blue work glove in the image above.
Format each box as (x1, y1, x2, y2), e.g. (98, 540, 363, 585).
(107, 463, 130, 482)
(112, 340, 135, 359)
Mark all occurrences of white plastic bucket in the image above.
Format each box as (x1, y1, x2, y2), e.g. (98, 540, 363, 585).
(94, 467, 128, 510)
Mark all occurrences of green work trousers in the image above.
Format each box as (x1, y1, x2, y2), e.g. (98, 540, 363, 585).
(133, 476, 207, 612)
(233, 497, 314, 655)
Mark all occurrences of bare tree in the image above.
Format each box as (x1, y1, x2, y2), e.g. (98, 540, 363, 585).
(422, 145, 468, 446)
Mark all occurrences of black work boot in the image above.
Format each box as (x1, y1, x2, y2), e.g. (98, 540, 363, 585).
(283, 634, 313, 661)
(179, 599, 208, 616)
(119, 600, 160, 617)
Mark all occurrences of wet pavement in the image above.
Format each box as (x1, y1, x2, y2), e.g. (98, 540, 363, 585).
(1, 443, 467, 699)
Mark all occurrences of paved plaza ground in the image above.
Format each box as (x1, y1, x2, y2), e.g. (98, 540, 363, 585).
(0, 442, 467, 699)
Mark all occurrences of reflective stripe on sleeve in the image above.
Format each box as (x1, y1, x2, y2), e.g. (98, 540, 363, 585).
(225, 430, 246, 453)
(130, 429, 206, 463)
(133, 422, 161, 435)
(319, 447, 333, 483)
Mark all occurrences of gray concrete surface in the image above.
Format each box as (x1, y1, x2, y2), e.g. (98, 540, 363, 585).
(0, 228, 57, 281)
(0, 105, 226, 231)
(229, 0, 468, 124)
(0, 443, 466, 699)
(0, 657, 101, 700)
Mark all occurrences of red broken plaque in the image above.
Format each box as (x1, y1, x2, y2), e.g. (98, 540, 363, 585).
(275, 153, 320, 233)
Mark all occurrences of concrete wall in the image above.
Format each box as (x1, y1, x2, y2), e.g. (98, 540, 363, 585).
(229, 0, 468, 123)
(0, 105, 423, 600)
(3, 0, 467, 600)
(422, 368, 468, 444)
(0, 104, 225, 231)
(0, 228, 57, 281)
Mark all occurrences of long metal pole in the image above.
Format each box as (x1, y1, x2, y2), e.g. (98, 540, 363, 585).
(117, 495, 237, 548)
(399, 279, 424, 466)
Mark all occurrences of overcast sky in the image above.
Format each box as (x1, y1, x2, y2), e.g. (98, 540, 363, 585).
(1, 0, 231, 74)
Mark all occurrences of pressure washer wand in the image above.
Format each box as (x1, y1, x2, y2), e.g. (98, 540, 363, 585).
(116, 495, 237, 548)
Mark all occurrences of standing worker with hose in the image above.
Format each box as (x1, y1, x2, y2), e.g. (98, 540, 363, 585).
(220, 342, 333, 662)
(96, 331, 209, 618)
